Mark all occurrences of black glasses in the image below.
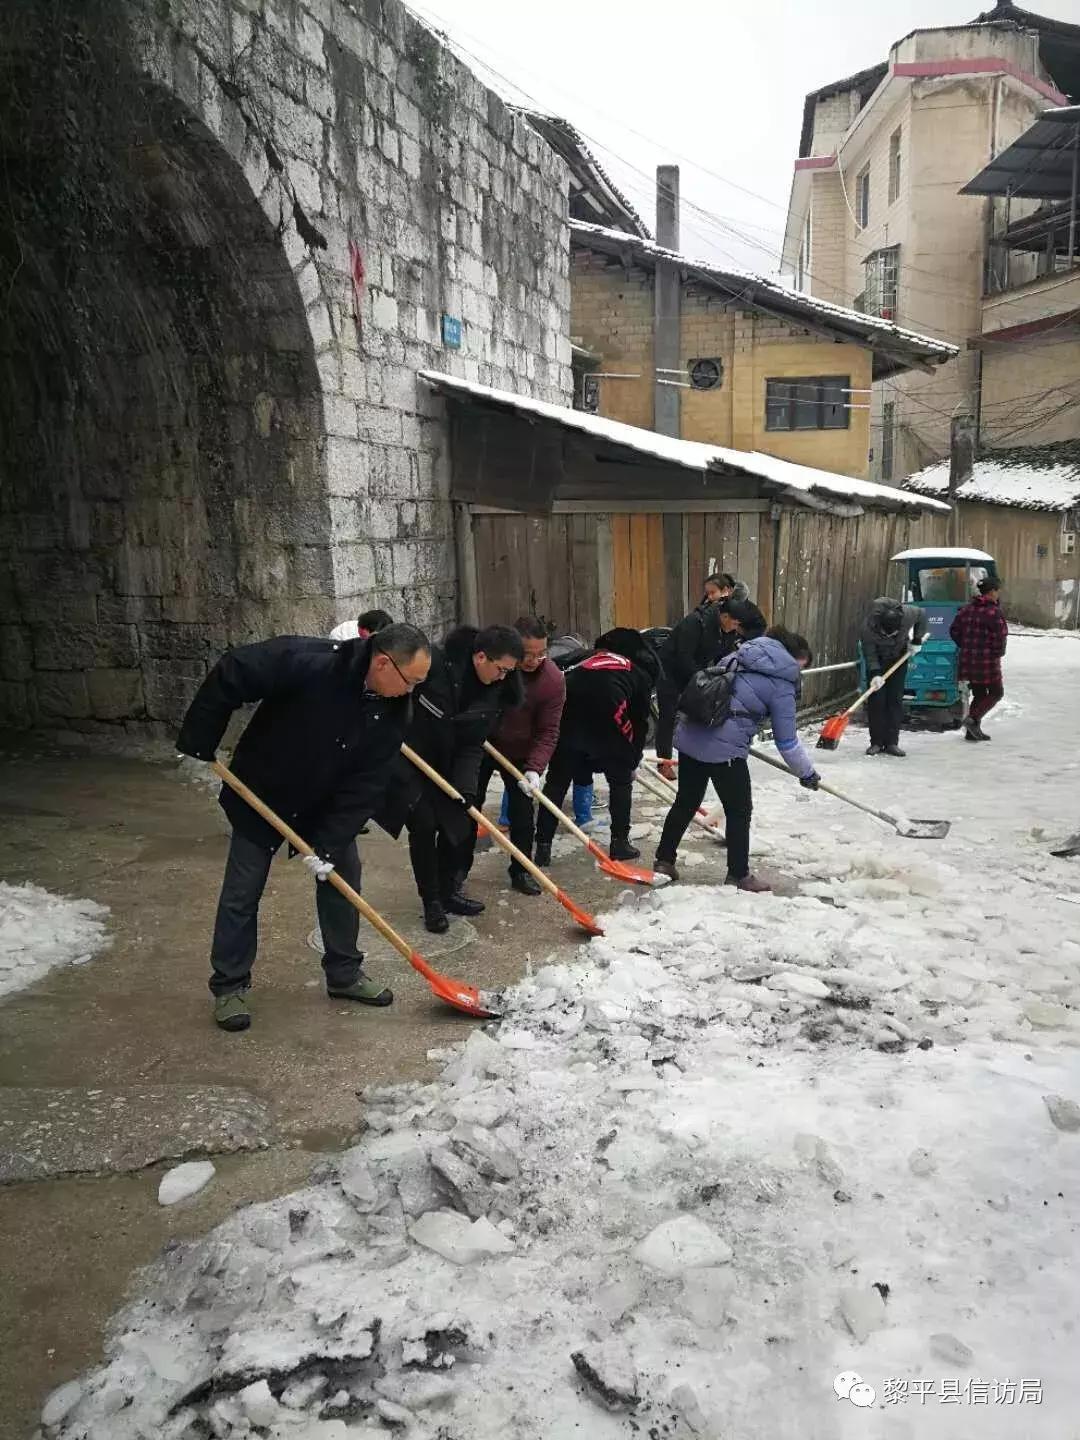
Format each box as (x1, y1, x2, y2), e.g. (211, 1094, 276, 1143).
(378, 648, 421, 691)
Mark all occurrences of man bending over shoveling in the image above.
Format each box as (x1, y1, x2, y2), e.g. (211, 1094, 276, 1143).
(176, 624, 432, 1032)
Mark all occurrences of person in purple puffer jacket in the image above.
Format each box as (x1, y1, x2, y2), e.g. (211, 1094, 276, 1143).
(653, 626, 820, 892)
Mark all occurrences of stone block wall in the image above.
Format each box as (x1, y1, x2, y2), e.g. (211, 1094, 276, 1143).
(0, 0, 572, 733)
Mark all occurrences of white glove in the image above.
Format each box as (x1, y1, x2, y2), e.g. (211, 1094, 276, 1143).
(519, 770, 542, 797)
(303, 854, 335, 882)
(868, 675, 885, 692)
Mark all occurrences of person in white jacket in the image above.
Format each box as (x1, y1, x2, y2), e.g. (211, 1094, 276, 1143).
(329, 608, 394, 643)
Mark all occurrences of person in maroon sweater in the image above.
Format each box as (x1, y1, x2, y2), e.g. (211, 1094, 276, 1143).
(463, 616, 566, 895)
(950, 577, 1009, 742)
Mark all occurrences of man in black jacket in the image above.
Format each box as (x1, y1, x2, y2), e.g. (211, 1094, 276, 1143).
(177, 624, 431, 1031)
(655, 576, 753, 773)
(534, 627, 659, 864)
(381, 624, 524, 935)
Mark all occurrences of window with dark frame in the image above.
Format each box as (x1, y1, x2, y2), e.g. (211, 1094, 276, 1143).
(855, 166, 870, 229)
(863, 245, 899, 320)
(888, 128, 902, 205)
(765, 376, 850, 432)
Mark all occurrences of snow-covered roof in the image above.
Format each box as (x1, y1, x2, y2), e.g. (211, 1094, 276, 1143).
(514, 110, 651, 239)
(892, 547, 995, 563)
(420, 371, 950, 516)
(906, 442, 1080, 512)
(570, 220, 957, 380)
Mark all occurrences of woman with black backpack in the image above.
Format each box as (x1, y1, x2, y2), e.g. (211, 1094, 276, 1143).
(653, 626, 820, 892)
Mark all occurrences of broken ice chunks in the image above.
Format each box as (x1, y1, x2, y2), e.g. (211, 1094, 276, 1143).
(430, 1146, 491, 1219)
(765, 971, 830, 999)
(408, 1210, 515, 1264)
(675, 1267, 735, 1329)
(1044, 1094, 1080, 1132)
(158, 1160, 215, 1206)
(450, 1121, 520, 1179)
(41, 1380, 83, 1429)
(397, 1312, 483, 1374)
(1024, 1001, 1073, 1030)
(239, 1378, 281, 1428)
(633, 1215, 733, 1276)
(838, 1287, 887, 1342)
(908, 1148, 938, 1177)
(571, 1338, 640, 1411)
(336, 1151, 380, 1211)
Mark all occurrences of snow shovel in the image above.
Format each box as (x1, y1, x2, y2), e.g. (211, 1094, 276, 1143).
(482, 741, 668, 888)
(212, 761, 502, 1020)
(401, 744, 603, 936)
(816, 649, 914, 751)
(636, 760, 727, 845)
(748, 747, 950, 839)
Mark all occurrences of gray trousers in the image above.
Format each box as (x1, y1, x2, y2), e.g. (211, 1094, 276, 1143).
(209, 831, 364, 996)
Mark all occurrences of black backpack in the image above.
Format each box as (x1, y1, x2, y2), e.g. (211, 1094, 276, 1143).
(678, 656, 739, 728)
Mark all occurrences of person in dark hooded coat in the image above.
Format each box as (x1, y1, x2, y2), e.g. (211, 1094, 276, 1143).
(379, 624, 524, 935)
(534, 627, 659, 864)
(655, 577, 752, 774)
(861, 597, 927, 757)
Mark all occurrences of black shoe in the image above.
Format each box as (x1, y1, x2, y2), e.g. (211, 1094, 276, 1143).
(423, 900, 449, 933)
(533, 842, 552, 868)
(609, 835, 640, 862)
(509, 868, 542, 896)
(883, 744, 906, 758)
(963, 718, 989, 743)
(445, 890, 485, 917)
(866, 744, 884, 756)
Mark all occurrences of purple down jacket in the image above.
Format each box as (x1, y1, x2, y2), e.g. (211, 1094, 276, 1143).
(673, 635, 815, 778)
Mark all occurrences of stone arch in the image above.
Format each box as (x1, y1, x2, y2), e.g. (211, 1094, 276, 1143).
(0, 0, 334, 733)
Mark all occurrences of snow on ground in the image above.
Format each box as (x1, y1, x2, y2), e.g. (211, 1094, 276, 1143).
(44, 636, 1080, 1440)
(0, 882, 110, 999)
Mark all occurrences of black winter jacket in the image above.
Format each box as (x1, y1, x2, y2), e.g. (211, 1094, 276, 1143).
(176, 635, 413, 856)
(861, 598, 928, 673)
(381, 626, 523, 837)
(659, 602, 724, 691)
(559, 627, 659, 771)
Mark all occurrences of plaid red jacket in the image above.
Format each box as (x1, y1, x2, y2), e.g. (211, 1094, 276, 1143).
(949, 597, 1008, 685)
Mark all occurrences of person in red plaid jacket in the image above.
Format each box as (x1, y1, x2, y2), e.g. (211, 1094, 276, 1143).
(950, 577, 1008, 742)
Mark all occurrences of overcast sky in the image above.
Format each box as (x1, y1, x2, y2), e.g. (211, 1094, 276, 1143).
(405, 0, 1077, 274)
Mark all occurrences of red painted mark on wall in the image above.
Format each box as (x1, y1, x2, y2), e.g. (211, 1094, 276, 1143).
(349, 240, 365, 337)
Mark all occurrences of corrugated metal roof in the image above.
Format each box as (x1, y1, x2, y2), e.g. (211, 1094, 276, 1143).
(962, 105, 1080, 199)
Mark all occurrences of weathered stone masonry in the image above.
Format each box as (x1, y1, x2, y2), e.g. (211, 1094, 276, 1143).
(0, 0, 571, 733)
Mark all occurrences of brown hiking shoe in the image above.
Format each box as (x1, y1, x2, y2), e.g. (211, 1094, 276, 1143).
(654, 858, 679, 883)
(725, 873, 772, 893)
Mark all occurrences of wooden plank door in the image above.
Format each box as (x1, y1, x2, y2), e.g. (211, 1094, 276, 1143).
(687, 511, 762, 606)
(611, 513, 666, 629)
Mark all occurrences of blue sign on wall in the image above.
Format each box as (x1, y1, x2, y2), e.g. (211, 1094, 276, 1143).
(441, 314, 462, 349)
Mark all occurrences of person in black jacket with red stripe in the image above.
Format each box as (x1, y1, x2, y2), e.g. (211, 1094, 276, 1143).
(176, 625, 432, 1031)
(534, 627, 659, 864)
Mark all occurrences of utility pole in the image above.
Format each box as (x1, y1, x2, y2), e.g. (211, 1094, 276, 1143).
(654, 165, 686, 623)
(948, 412, 975, 547)
(653, 165, 681, 440)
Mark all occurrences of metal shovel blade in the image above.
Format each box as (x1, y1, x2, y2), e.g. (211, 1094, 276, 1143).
(893, 817, 951, 840)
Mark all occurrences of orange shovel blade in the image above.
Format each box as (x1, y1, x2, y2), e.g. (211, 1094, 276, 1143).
(816, 712, 849, 749)
(554, 887, 604, 936)
(586, 838, 665, 888)
(405, 948, 502, 1020)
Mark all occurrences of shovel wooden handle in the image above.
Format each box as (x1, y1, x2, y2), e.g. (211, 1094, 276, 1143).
(400, 743, 559, 898)
(482, 740, 596, 849)
(211, 760, 434, 978)
(840, 648, 915, 721)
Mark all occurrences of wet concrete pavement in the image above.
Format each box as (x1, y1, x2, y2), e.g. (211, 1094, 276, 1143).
(0, 737, 637, 1439)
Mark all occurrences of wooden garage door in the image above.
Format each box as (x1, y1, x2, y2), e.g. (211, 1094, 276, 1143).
(611, 513, 667, 629)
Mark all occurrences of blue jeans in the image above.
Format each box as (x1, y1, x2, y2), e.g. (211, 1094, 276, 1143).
(500, 782, 593, 826)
